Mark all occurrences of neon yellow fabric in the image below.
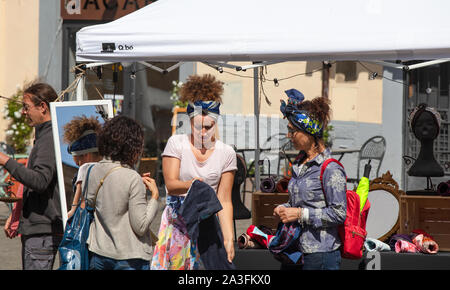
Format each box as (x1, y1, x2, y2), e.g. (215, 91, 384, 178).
(356, 177, 369, 212)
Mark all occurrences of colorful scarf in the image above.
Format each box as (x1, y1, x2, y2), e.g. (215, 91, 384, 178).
(280, 89, 324, 138)
(151, 196, 200, 270)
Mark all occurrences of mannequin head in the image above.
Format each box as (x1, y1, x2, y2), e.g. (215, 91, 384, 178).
(409, 103, 441, 141)
(407, 103, 444, 177)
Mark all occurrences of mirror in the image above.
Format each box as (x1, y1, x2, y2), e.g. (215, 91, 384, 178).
(50, 100, 113, 229)
(365, 171, 402, 242)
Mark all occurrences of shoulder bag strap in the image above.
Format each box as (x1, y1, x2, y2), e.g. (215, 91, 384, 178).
(319, 158, 344, 207)
(92, 166, 123, 209)
(81, 164, 95, 202)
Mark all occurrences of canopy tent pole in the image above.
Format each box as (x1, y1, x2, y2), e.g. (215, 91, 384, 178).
(76, 75, 85, 101)
(253, 65, 261, 191)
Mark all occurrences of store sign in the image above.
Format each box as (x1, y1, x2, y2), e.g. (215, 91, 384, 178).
(61, 0, 156, 20)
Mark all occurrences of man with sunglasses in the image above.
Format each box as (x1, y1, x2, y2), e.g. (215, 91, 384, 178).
(0, 82, 62, 270)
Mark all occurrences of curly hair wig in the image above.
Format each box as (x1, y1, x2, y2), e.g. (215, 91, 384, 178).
(179, 74, 224, 103)
(98, 115, 144, 167)
(63, 115, 102, 144)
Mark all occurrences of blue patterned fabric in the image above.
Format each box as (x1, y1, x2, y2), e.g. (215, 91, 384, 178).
(186, 101, 221, 120)
(269, 222, 302, 264)
(67, 130, 98, 156)
(280, 89, 324, 137)
(281, 148, 347, 254)
(166, 195, 185, 219)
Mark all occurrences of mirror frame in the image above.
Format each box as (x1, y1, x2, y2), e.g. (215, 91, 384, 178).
(368, 171, 404, 242)
(50, 100, 113, 229)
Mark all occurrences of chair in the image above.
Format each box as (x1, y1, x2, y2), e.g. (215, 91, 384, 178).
(347, 136, 386, 186)
(232, 154, 251, 241)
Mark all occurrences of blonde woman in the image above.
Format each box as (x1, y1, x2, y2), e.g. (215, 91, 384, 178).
(151, 74, 236, 270)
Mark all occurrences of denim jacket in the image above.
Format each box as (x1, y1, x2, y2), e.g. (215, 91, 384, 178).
(280, 148, 347, 254)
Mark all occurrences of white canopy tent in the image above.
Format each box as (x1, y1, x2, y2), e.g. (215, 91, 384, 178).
(77, 0, 450, 62)
(75, 0, 450, 189)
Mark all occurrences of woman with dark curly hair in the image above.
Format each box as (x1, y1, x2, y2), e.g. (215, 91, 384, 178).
(151, 74, 237, 270)
(273, 89, 347, 270)
(84, 115, 160, 270)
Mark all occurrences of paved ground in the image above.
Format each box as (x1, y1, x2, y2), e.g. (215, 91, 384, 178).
(0, 182, 253, 270)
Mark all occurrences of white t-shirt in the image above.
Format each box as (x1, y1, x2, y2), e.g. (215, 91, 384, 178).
(76, 162, 97, 187)
(162, 134, 237, 195)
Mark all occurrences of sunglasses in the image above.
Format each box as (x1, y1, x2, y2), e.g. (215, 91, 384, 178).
(193, 124, 215, 131)
(287, 126, 299, 135)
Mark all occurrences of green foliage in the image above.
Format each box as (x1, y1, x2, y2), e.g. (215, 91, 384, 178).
(323, 125, 334, 148)
(170, 80, 188, 108)
(2, 89, 33, 153)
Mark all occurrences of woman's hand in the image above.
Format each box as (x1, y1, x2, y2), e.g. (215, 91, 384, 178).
(190, 177, 203, 184)
(273, 205, 283, 217)
(224, 239, 235, 263)
(275, 206, 301, 224)
(142, 174, 159, 200)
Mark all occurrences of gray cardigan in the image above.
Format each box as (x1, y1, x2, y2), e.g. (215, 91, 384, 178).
(85, 159, 159, 261)
(4, 121, 63, 236)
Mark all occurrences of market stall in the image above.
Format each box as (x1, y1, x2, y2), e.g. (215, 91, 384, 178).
(73, 0, 450, 269)
(75, 0, 450, 186)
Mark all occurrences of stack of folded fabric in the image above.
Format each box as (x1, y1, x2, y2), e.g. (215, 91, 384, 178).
(388, 229, 439, 254)
(437, 180, 450, 196)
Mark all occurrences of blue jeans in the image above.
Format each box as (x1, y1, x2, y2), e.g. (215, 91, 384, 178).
(280, 249, 341, 270)
(89, 252, 150, 270)
(302, 249, 341, 270)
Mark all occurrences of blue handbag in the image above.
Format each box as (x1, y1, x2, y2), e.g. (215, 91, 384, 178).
(58, 164, 95, 270)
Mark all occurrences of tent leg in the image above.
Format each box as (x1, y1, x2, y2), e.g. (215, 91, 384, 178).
(253, 66, 260, 191)
(76, 75, 85, 101)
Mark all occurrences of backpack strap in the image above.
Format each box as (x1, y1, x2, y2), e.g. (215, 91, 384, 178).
(319, 158, 345, 207)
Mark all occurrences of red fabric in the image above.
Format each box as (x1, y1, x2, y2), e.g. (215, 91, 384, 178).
(246, 225, 275, 248)
(412, 229, 434, 240)
(5, 159, 27, 238)
(8, 183, 23, 237)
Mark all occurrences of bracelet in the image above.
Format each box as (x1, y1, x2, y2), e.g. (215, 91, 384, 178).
(297, 208, 301, 219)
(71, 204, 78, 207)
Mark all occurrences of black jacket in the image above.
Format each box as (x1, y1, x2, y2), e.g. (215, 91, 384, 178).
(4, 121, 63, 235)
(179, 180, 235, 270)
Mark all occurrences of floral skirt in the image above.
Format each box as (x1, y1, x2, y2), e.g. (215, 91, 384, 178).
(150, 197, 200, 270)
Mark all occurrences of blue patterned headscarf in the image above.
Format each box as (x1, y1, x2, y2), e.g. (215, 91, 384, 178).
(186, 100, 221, 120)
(280, 89, 324, 138)
(67, 130, 98, 156)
